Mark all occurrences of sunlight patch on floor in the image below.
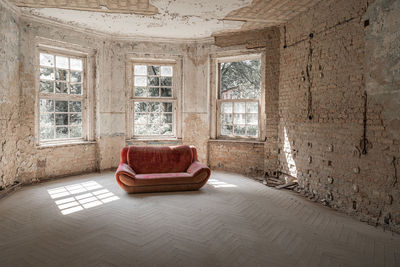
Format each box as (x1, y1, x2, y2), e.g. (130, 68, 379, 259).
(47, 181, 119, 215)
(208, 179, 237, 188)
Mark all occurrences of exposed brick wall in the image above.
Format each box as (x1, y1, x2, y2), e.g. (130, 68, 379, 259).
(208, 141, 265, 176)
(264, 27, 280, 176)
(278, 0, 400, 232)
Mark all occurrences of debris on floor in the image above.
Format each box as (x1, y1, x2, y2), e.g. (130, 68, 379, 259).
(263, 174, 298, 190)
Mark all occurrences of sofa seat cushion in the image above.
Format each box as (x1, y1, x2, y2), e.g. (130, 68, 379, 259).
(119, 171, 208, 187)
(128, 146, 193, 174)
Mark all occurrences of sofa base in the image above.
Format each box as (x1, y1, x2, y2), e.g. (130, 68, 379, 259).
(117, 173, 209, 194)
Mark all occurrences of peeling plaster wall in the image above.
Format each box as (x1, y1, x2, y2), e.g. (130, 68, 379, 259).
(0, 1, 20, 188)
(365, 0, 400, 137)
(98, 39, 207, 168)
(12, 16, 214, 183)
(278, 0, 400, 232)
(17, 19, 101, 183)
(12, 14, 277, 183)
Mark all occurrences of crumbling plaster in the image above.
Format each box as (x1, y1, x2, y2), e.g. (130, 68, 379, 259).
(1, 0, 260, 186)
(0, 1, 20, 189)
(21, 0, 252, 39)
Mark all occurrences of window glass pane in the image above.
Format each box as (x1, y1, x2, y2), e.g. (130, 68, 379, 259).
(55, 101, 68, 112)
(148, 102, 160, 112)
(134, 65, 147, 75)
(56, 82, 68, 94)
(40, 127, 54, 140)
(161, 77, 172, 86)
(70, 126, 82, 138)
(40, 81, 54, 93)
(55, 127, 68, 138)
(70, 58, 83, 71)
(234, 113, 245, 124)
(134, 87, 146, 97)
(69, 101, 82, 112)
(247, 126, 258, 137)
(161, 88, 172, 97)
(161, 66, 173, 77)
(70, 71, 82, 83)
(148, 66, 160, 75)
(134, 76, 147, 86)
(55, 114, 68, 125)
(40, 53, 54, 67)
(234, 102, 245, 113)
(161, 102, 173, 112)
(134, 102, 147, 112)
(56, 69, 69, 81)
(40, 67, 54, 80)
(40, 99, 54, 112)
(70, 84, 82, 95)
(148, 125, 160, 135)
(221, 102, 232, 113)
(162, 114, 173, 123)
(70, 114, 82, 125)
(148, 77, 159, 86)
(246, 114, 258, 125)
(134, 101, 174, 136)
(40, 114, 54, 127)
(56, 56, 69, 69)
(221, 125, 232, 136)
(160, 124, 172, 135)
(148, 87, 159, 97)
(149, 113, 161, 124)
(246, 102, 258, 113)
(221, 113, 232, 125)
(234, 125, 245, 136)
(134, 113, 147, 124)
(220, 59, 261, 99)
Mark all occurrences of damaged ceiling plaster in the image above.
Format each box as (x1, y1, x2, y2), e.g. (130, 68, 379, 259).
(20, 0, 254, 39)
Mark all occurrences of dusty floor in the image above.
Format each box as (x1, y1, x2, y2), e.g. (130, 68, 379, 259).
(0, 171, 399, 267)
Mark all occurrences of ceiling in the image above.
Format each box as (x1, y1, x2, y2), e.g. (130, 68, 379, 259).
(12, 0, 321, 39)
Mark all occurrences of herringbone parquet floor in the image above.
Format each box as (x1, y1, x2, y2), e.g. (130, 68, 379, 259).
(0, 171, 399, 267)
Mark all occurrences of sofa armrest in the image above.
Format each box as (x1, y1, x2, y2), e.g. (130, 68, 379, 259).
(116, 163, 136, 179)
(187, 161, 210, 177)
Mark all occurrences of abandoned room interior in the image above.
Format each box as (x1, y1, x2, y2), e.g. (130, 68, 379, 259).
(1, 0, 400, 266)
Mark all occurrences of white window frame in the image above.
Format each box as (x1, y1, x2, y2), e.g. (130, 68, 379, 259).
(126, 53, 183, 140)
(35, 38, 96, 146)
(210, 50, 266, 141)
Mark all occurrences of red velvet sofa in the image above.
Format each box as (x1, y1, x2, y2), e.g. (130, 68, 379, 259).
(115, 145, 211, 193)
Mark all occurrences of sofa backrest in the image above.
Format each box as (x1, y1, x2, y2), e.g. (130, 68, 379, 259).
(124, 145, 194, 174)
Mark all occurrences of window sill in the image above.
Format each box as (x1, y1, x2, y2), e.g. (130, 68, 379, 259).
(37, 140, 96, 149)
(209, 139, 265, 144)
(126, 138, 182, 144)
